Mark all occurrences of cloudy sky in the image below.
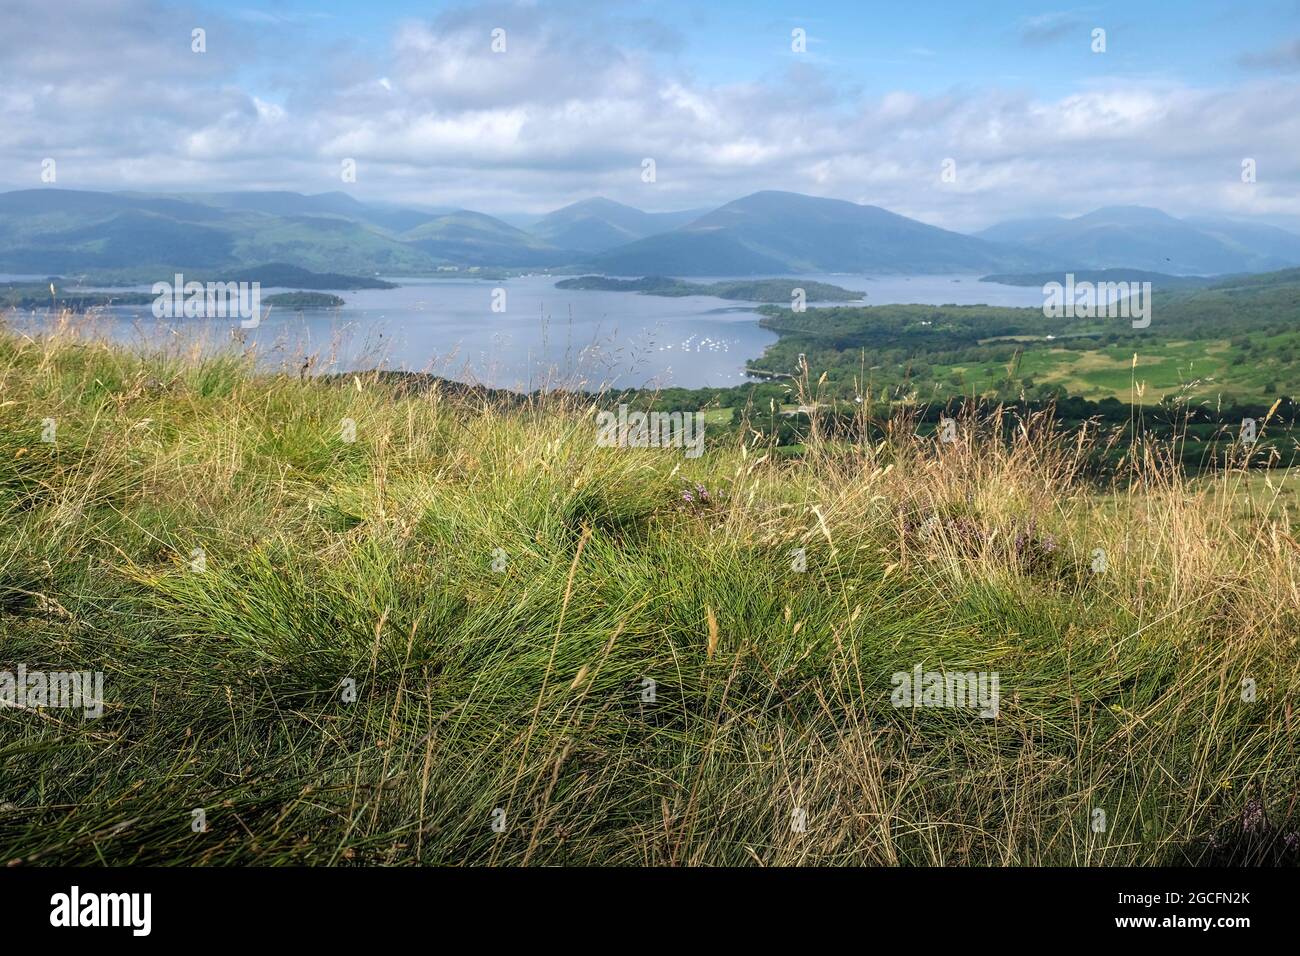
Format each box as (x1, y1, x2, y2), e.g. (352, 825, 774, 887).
(2, 0, 1299, 231)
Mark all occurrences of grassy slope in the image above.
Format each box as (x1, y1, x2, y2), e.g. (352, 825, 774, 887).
(0, 319, 1297, 865)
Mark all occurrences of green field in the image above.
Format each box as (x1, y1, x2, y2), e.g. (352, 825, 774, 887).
(733, 269, 1300, 409)
(926, 331, 1300, 403)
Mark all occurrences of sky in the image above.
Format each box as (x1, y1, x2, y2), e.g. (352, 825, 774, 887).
(2, 0, 1299, 231)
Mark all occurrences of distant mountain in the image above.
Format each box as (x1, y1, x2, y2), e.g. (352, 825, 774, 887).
(975, 216, 1069, 245)
(179, 191, 449, 233)
(7, 189, 1300, 279)
(0, 192, 239, 272)
(1185, 217, 1300, 268)
(170, 190, 374, 219)
(530, 198, 705, 253)
(227, 213, 439, 275)
(586, 191, 1045, 276)
(0, 189, 558, 274)
(976, 206, 1300, 274)
(402, 210, 565, 267)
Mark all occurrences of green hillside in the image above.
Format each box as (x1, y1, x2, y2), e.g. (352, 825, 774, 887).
(1, 321, 1295, 865)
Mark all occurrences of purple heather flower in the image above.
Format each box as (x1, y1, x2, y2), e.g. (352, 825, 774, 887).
(1242, 799, 1264, 833)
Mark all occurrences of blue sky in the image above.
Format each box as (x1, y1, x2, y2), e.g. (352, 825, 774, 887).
(214, 0, 1300, 93)
(3, 0, 1299, 230)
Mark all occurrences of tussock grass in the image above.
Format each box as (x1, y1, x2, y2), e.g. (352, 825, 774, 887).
(1, 316, 1297, 865)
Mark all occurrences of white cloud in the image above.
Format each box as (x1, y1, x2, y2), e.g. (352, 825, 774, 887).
(0, 0, 1297, 231)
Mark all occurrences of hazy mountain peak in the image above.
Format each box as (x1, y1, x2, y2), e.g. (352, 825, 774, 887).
(977, 204, 1300, 273)
(1073, 205, 1184, 226)
(531, 196, 704, 253)
(559, 197, 641, 213)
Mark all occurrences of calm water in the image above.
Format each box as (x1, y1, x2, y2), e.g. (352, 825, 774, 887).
(8, 274, 1046, 390)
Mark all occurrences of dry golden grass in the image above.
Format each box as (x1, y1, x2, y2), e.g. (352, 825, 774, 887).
(0, 315, 1296, 865)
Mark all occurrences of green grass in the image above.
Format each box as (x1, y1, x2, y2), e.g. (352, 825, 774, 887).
(1, 318, 1298, 865)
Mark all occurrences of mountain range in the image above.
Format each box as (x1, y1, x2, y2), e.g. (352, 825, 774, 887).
(975, 206, 1300, 274)
(585, 191, 1042, 276)
(2, 187, 1299, 280)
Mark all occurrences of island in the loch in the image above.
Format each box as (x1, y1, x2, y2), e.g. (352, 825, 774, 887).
(555, 275, 864, 302)
(263, 291, 346, 309)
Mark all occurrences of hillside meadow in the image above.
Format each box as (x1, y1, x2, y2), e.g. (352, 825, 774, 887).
(1, 315, 1297, 865)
